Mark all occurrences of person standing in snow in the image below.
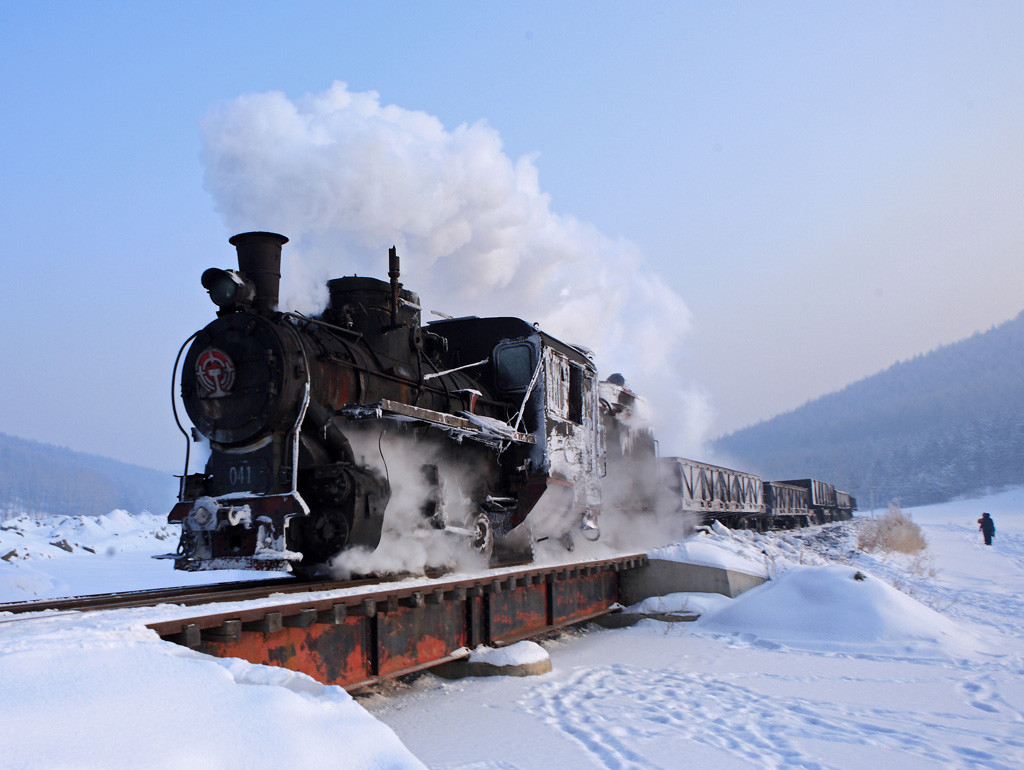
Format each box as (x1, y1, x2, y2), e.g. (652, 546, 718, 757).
(978, 512, 996, 546)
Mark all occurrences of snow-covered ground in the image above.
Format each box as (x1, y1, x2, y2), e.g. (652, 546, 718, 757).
(2, 492, 1023, 768)
(0, 510, 289, 600)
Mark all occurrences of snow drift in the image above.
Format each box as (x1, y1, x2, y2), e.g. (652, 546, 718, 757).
(697, 563, 985, 658)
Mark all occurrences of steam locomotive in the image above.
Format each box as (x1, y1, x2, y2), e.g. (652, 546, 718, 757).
(165, 232, 607, 575)
(163, 232, 854, 577)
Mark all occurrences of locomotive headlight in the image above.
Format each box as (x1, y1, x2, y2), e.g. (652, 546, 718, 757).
(202, 268, 255, 309)
(192, 507, 214, 528)
(187, 497, 220, 531)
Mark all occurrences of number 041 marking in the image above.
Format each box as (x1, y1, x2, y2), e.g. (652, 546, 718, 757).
(229, 464, 252, 487)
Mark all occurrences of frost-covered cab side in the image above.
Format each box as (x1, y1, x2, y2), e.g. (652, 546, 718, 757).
(428, 316, 603, 548)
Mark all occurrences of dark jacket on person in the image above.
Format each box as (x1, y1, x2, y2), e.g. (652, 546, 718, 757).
(979, 513, 995, 536)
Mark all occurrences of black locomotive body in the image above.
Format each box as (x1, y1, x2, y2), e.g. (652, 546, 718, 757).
(167, 232, 602, 574)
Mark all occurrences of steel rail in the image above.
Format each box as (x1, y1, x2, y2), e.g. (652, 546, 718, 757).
(0, 554, 637, 619)
(0, 576, 364, 616)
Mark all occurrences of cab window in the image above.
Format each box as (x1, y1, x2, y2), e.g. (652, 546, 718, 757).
(568, 364, 585, 423)
(495, 344, 534, 391)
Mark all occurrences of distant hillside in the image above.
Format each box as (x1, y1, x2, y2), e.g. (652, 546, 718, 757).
(712, 310, 1024, 508)
(0, 433, 178, 518)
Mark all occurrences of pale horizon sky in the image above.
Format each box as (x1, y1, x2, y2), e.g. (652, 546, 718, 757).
(2, 2, 1023, 473)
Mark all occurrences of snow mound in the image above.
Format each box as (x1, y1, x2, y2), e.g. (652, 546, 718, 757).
(1, 510, 176, 562)
(0, 510, 285, 602)
(650, 538, 769, 576)
(468, 640, 549, 667)
(1, 623, 424, 769)
(649, 520, 848, 582)
(696, 564, 984, 658)
(627, 591, 733, 618)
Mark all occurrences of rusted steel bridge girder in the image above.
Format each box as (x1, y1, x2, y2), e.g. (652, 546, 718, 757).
(149, 554, 647, 690)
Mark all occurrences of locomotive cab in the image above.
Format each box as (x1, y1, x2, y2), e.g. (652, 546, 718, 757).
(427, 316, 604, 548)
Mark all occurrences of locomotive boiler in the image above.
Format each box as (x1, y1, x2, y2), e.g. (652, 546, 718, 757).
(165, 232, 604, 575)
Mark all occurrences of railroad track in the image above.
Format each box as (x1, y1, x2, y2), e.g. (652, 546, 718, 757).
(0, 555, 585, 618)
(0, 575, 379, 616)
(0, 552, 537, 618)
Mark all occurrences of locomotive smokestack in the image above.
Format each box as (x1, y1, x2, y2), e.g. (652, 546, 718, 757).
(388, 245, 400, 327)
(228, 231, 288, 312)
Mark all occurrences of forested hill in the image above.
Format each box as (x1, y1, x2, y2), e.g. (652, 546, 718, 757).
(712, 310, 1024, 508)
(0, 433, 178, 518)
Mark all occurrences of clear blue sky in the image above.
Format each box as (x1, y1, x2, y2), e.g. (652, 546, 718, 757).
(2, 2, 1023, 473)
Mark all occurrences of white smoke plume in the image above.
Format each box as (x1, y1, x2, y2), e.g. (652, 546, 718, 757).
(329, 426, 699, 574)
(201, 81, 705, 455)
(327, 428, 493, 578)
(531, 470, 700, 565)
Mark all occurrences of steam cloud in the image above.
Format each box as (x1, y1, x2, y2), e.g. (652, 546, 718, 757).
(201, 81, 708, 456)
(327, 428, 697, 577)
(327, 429, 492, 578)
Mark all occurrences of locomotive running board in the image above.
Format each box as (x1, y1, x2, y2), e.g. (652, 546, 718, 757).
(342, 399, 535, 446)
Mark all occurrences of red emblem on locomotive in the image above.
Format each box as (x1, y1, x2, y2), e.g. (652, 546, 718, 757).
(195, 348, 236, 397)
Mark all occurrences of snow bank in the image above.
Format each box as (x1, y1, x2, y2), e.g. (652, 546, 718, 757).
(696, 563, 985, 658)
(0, 616, 423, 769)
(0, 510, 176, 562)
(627, 591, 732, 618)
(0, 510, 287, 601)
(650, 536, 769, 576)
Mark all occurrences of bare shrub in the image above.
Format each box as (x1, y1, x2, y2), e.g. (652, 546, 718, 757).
(857, 502, 927, 554)
(907, 551, 937, 578)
